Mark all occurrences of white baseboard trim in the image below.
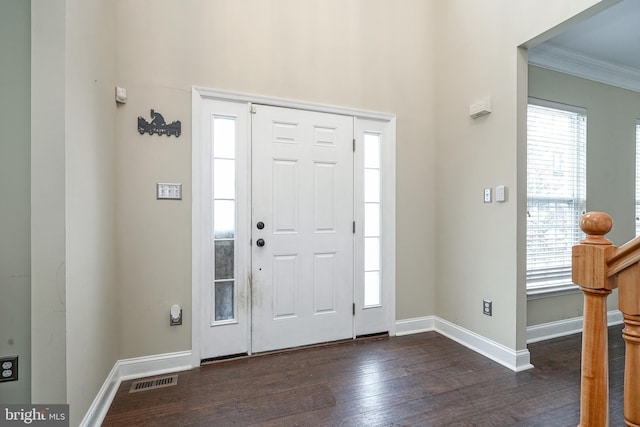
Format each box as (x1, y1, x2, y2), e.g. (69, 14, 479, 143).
(435, 318, 533, 372)
(79, 350, 194, 427)
(395, 316, 533, 372)
(117, 350, 194, 381)
(79, 362, 120, 427)
(394, 316, 435, 336)
(526, 309, 623, 344)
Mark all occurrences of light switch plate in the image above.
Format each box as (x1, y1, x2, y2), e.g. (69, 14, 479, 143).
(483, 188, 492, 203)
(157, 183, 182, 200)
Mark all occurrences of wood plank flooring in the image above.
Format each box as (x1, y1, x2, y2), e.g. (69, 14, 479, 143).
(103, 325, 626, 426)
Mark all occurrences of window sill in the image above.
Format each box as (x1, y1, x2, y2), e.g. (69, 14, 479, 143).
(527, 283, 581, 300)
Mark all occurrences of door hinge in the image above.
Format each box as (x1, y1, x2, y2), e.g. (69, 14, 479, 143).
(353, 221, 356, 233)
(353, 138, 356, 152)
(353, 303, 356, 315)
(250, 104, 257, 114)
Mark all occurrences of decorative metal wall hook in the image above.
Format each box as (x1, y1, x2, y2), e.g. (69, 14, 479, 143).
(138, 109, 181, 137)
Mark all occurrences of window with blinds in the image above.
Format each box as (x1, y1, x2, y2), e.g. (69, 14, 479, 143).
(636, 121, 640, 237)
(527, 99, 586, 290)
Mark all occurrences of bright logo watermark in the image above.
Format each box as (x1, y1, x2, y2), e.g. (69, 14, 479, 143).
(0, 405, 68, 426)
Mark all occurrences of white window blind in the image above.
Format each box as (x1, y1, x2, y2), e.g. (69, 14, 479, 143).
(527, 99, 586, 289)
(636, 121, 640, 237)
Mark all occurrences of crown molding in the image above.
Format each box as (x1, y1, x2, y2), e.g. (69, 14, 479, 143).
(529, 44, 640, 93)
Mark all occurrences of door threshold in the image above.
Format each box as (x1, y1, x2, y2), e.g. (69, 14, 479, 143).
(356, 331, 389, 340)
(200, 333, 390, 366)
(200, 352, 249, 365)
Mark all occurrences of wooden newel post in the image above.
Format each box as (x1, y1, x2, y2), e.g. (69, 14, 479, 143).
(572, 212, 616, 427)
(617, 264, 640, 427)
(622, 313, 640, 427)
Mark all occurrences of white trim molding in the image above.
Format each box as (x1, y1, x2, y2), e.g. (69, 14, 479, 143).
(434, 318, 533, 373)
(79, 362, 120, 427)
(395, 316, 533, 372)
(529, 44, 640, 93)
(192, 87, 396, 121)
(527, 283, 581, 300)
(79, 351, 194, 427)
(395, 316, 436, 336)
(527, 309, 623, 344)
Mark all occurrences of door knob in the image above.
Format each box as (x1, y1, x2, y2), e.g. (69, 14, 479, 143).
(256, 238, 265, 247)
(256, 221, 265, 230)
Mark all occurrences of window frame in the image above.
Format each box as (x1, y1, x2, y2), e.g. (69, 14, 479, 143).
(526, 98, 587, 298)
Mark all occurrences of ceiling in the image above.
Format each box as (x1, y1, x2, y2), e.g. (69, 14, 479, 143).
(529, 0, 640, 91)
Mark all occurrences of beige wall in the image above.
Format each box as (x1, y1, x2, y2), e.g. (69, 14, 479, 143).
(31, 0, 119, 424)
(114, 0, 437, 358)
(527, 65, 640, 326)
(433, 0, 610, 350)
(0, 0, 31, 404)
(31, 0, 67, 405)
(64, 0, 119, 424)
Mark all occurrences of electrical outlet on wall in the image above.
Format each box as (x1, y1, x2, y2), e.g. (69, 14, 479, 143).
(0, 356, 18, 382)
(483, 300, 492, 316)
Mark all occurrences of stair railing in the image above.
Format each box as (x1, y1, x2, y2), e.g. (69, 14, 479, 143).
(572, 211, 640, 427)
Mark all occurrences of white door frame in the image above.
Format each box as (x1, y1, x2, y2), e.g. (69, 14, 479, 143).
(191, 87, 396, 366)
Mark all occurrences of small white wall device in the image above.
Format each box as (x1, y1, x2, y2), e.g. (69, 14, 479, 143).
(115, 86, 127, 104)
(470, 96, 492, 119)
(170, 304, 182, 326)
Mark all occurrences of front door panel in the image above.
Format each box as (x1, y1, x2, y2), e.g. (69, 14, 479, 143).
(251, 105, 354, 353)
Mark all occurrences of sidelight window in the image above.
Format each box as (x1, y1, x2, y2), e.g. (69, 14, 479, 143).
(364, 132, 381, 307)
(212, 116, 237, 322)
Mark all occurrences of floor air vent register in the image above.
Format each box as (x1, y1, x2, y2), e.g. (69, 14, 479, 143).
(129, 374, 178, 393)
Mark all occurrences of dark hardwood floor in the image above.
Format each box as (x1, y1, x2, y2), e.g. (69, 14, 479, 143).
(103, 325, 626, 426)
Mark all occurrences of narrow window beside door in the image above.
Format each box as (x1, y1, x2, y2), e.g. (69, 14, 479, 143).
(364, 132, 381, 307)
(213, 116, 237, 322)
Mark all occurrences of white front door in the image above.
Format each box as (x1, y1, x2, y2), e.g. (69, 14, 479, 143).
(194, 91, 395, 363)
(250, 105, 354, 353)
